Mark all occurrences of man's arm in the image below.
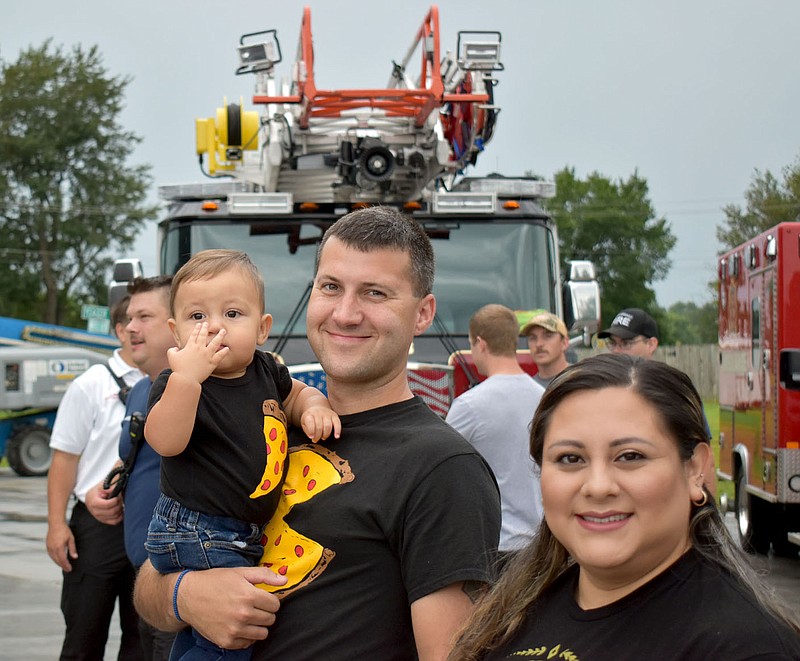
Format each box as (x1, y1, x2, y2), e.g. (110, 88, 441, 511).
(403, 448, 500, 660)
(46, 449, 80, 571)
(411, 582, 480, 661)
(135, 560, 287, 649)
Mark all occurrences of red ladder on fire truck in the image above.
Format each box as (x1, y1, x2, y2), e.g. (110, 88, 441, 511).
(198, 5, 503, 202)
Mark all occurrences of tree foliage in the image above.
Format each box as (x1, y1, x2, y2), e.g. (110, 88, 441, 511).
(544, 167, 677, 328)
(717, 157, 800, 252)
(662, 300, 717, 345)
(0, 41, 157, 325)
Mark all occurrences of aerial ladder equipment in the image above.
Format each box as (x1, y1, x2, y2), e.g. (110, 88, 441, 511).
(144, 4, 602, 420)
(195, 5, 503, 203)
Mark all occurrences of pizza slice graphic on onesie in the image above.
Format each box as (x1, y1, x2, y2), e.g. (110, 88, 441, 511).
(249, 400, 289, 500)
(257, 443, 353, 596)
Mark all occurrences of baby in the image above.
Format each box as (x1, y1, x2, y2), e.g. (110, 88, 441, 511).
(144, 249, 340, 659)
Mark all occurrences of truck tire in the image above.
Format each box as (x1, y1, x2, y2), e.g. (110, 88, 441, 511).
(6, 425, 53, 477)
(735, 471, 771, 555)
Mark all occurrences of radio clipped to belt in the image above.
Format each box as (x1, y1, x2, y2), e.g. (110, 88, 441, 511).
(103, 412, 145, 498)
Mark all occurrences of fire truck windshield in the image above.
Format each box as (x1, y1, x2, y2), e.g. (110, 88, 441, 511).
(160, 218, 556, 339)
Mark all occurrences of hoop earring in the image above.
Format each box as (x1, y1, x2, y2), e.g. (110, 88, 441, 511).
(692, 491, 708, 507)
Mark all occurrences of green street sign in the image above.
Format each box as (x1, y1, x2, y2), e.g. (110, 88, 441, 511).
(81, 304, 110, 320)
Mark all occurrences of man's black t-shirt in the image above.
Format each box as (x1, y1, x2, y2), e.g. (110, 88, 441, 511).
(251, 397, 501, 660)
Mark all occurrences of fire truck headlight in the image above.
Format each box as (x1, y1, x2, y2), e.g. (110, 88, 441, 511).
(358, 143, 395, 182)
(789, 474, 800, 494)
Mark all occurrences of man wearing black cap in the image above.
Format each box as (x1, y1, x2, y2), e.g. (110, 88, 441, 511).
(597, 308, 659, 358)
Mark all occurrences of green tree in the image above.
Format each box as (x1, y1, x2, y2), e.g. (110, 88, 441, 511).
(717, 157, 800, 251)
(0, 41, 157, 326)
(544, 167, 677, 329)
(662, 300, 717, 345)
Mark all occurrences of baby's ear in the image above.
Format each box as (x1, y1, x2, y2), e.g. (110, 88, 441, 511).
(168, 319, 180, 345)
(258, 313, 273, 345)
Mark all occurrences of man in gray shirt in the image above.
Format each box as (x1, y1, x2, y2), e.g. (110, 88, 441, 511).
(447, 304, 545, 557)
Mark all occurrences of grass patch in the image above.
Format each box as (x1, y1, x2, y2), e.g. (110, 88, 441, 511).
(702, 400, 734, 505)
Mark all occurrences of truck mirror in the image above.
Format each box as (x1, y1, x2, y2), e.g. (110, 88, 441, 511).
(562, 260, 600, 344)
(112, 259, 143, 282)
(562, 279, 600, 342)
(108, 259, 144, 307)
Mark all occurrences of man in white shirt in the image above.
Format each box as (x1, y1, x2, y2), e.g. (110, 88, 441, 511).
(447, 304, 545, 560)
(46, 296, 145, 660)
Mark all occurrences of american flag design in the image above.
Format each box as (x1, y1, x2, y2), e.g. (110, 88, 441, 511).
(288, 362, 455, 417)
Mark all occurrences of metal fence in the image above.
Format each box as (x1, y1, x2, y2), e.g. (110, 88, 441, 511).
(573, 344, 718, 401)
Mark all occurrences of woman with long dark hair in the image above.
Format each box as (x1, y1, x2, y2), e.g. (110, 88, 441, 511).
(450, 354, 800, 660)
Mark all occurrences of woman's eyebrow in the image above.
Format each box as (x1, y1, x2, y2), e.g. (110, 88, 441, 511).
(545, 437, 656, 450)
(545, 439, 584, 450)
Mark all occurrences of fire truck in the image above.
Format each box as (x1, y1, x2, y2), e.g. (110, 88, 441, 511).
(145, 6, 600, 414)
(717, 222, 800, 554)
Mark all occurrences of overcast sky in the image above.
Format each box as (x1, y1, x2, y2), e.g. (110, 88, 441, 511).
(3, 0, 799, 307)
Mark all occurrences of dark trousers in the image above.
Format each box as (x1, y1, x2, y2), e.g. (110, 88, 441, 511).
(137, 618, 176, 661)
(59, 500, 142, 661)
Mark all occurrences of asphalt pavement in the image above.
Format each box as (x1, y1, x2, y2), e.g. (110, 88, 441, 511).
(0, 466, 798, 660)
(0, 466, 121, 660)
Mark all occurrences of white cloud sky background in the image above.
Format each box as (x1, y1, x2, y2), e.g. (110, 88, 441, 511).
(3, 0, 799, 307)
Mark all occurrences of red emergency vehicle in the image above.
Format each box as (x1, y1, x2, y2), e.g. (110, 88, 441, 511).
(717, 222, 800, 555)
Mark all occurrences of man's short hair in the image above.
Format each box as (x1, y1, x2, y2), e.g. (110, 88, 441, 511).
(127, 275, 173, 297)
(170, 250, 265, 315)
(127, 275, 173, 312)
(520, 311, 568, 339)
(317, 206, 434, 298)
(597, 308, 659, 340)
(469, 304, 519, 356)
